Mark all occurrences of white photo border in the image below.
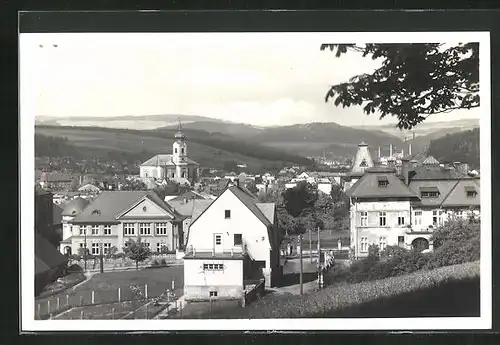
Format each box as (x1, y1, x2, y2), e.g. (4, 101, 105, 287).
(20, 31, 491, 331)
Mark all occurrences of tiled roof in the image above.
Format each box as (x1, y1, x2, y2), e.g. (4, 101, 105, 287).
(168, 199, 213, 217)
(141, 154, 199, 167)
(410, 164, 468, 180)
(440, 179, 480, 208)
(422, 156, 440, 165)
(71, 191, 180, 223)
(347, 171, 419, 199)
(188, 200, 214, 223)
(61, 197, 90, 217)
(403, 151, 428, 163)
(35, 233, 68, 275)
(408, 180, 459, 207)
(170, 191, 206, 202)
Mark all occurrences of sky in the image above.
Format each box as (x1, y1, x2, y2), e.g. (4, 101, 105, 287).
(21, 33, 482, 127)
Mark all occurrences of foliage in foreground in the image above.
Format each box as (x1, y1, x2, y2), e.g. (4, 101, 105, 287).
(205, 261, 479, 319)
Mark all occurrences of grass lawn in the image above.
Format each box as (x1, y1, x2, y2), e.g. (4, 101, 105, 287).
(54, 301, 138, 320)
(35, 265, 183, 319)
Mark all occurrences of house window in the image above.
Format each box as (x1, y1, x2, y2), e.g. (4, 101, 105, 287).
(181, 148, 185, 154)
(171, 173, 175, 178)
(91, 243, 100, 255)
(360, 237, 368, 252)
(467, 191, 477, 198)
(234, 234, 243, 246)
(143, 242, 150, 248)
(157, 243, 167, 253)
(432, 210, 438, 225)
(103, 243, 111, 254)
(456, 210, 463, 217)
(139, 223, 151, 235)
(398, 216, 405, 226)
(91, 225, 99, 235)
(156, 223, 168, 235)
(379, 212, 387, 226)
(379, 236, 387, 251)
(79, 226, 86, 236)
(360, 212, 368, 226)
(174, 148, 178, 154)
(438, 210, 444, 226)
(209, 291, 218, 298)
(103, 225, 112, 235)
(215, 234, 222, 245)
(203, 264, 224, 271)
(225, 210, 231, 219)
(123, 223, 135, 236)
(414, 211, 422, 225)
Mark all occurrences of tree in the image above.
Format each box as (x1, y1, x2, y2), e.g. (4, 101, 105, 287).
(153, 182, 179, 200)
(123, 238, 152, 270)
(321, 43, 479, 129)
(246, 181, 259, 195)
(283, 181, 318, 217)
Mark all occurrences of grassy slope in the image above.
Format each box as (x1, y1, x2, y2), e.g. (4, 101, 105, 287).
(35, 126, 310, 171)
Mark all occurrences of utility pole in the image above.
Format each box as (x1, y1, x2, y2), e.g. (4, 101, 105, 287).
(299, 234, 303, 296)
(309, 228, 312, 263)
(317, 227, 321, 289)
(84, 227, 87, 271)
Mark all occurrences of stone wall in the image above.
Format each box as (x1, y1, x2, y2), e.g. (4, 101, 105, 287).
(184, 285, 243, 302)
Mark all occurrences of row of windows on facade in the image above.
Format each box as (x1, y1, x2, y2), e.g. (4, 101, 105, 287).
(357, 210, 452, 227)
(214, 233, 243, 246)
(76, 223, 171, 236)
(79, 241, 169, 254)
(359, 236, 389, 252)
(420, 190, 477, 199)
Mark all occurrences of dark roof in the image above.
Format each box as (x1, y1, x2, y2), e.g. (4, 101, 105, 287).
(41, 172, 73, 182)
(402, 152, 429, 164)
(347, 171, 419, 199)
(35, 233, 68, 275)
(409, 180, 459, 207)
(170, 191, 206, 202)
(419, 186, 440, 193)
(410, 164, 468, 181)
(141, 154, 199, 167)
(440, 179, 481, 208)
(71, 191, 179, 223)
(61, 197, 90, 217)
(169, 199, 212, 217)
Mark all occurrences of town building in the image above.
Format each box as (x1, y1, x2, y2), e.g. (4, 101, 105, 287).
(60, 191, 185, 256)
(347, 150, 481, 258)
(183, 182, 283, 301)
(39, 172, 74, 191)
(139, 121, 200, 185)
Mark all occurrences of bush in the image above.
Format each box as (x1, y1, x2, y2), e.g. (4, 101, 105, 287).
(66, 264, 83, 273)
(151, 259, 160, 267)
(160, 258, 167, 266)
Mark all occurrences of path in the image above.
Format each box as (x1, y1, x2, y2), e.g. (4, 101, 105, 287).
(271, 278, 320, 295)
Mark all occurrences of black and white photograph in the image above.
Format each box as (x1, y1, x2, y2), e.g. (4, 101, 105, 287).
(20, 26, 491, 331)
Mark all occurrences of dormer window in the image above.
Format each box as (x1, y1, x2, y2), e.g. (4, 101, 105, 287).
(91, 209, 101, 215)
(420, 187, 440, 198)
(377, 176, 389, 188)
(465, 186, 477, 198)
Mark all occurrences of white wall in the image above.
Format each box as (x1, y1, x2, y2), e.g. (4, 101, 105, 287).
(184, 259, 243, 287)
(188, 189, 271, 266)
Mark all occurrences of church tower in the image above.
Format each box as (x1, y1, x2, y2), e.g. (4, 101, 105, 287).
(172, 118, 187, 164)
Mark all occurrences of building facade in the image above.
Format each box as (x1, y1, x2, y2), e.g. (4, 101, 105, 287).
(139, 122, 200, 185)
(60, 191, 184, 256)
(183, 183, 282, 301)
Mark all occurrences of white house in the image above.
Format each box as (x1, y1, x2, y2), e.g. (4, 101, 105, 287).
(60, 191, 184, 256)
(183, 182, 282, 301)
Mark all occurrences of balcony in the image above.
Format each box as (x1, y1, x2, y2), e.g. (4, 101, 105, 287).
(405, 224, 434, 235)
(183, 244, 248, 259)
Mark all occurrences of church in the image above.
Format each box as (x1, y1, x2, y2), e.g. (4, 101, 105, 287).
(139, 121, 200, 185)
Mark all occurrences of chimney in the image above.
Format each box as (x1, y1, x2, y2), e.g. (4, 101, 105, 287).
(387, 158, 395, 170)
(408, 143, 412, 156)
(389, 144, 393, 158)
(402, 158, 410, 185)
(458, 162, 469, 175)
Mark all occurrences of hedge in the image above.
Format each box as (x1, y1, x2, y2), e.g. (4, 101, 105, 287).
(201, 261, 479, 319)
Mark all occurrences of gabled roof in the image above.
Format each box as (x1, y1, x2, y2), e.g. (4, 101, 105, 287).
(440, 179, 481, 208)
(347, 171, 419, 199)
(35, 233, 67, 275)
(71, 191, 179, 223)
(141, 154, 176, 167)
(408, 180, 459, 207)
(189, 200, 214, 223)
(256, 203, 275, 224)
(168, 198, 212, 217)
(189, 185, 275, 228)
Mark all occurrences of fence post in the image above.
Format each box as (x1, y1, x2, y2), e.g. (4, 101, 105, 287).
(57, 297, 60, 310)
(145, 284, 148, 299)
(179, 301, 182, 318)
(66, 294, 69, 307)
(47, 300, 51, 314)
(92, 290, 95, 304)
(49, 313, 53, 319)
(37, 304, 41, 319)
(80, 311, 84, 319)
(171, 280, 175, 291)
(112, 308, 115, 319)
(118, 287, 121, 302)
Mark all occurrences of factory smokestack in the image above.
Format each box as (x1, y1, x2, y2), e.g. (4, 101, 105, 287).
(389, 144, 393, 158)
(378, 146, 381, 158)
(409, 143, 412, 156)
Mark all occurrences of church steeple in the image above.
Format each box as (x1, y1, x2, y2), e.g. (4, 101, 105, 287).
(173, 117, 187, 163)
(174, 117, 186, 141)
